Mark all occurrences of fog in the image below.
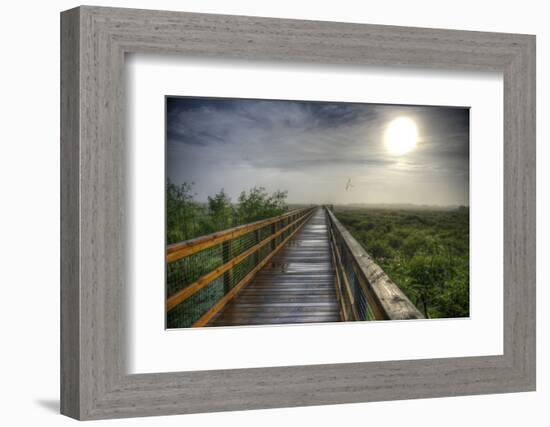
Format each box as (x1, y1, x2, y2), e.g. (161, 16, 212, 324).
(166, 97, 469, 207)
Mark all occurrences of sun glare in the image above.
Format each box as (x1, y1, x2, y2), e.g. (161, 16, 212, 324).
(384, 117, 418, 155)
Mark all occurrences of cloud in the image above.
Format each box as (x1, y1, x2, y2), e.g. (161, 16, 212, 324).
(166, 97, 469, 205)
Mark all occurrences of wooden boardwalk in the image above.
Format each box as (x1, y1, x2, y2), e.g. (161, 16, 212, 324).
(210, 208, 340, 326)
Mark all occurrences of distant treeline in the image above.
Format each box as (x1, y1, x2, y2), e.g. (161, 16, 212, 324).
(335, 206, 469, 319)
(166, 180, 289, 245)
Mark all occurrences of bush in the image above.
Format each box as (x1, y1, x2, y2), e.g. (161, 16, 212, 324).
(335, 207, 469, 319)
(387, 233, 402, 249)
(408, 254, 449, 317)
(368, 240, 393, 259)
(402, 233, 431, 258)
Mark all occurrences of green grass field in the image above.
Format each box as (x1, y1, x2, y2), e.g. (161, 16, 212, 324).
(334, 206, 469, 319)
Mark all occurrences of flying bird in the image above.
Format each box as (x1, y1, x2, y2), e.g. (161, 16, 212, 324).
(345, 178, 354, 191)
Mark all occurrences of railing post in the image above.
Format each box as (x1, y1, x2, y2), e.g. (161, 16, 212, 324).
(222, 240, 233, 294)
(254, 230, 260, 266)
(271, 221, 277, 251)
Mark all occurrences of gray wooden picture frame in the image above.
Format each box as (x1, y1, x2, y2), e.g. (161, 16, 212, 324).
(60, 5, 536, 420)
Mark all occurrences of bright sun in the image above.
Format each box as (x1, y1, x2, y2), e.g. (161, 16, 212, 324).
(384, 117, 418, 155)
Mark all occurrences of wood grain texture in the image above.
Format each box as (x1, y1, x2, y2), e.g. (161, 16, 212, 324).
(60, 5, 536, 420)
(60, 7, 80, 419)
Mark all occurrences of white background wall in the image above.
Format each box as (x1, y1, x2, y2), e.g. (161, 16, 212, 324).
(0, 0, 546, 425)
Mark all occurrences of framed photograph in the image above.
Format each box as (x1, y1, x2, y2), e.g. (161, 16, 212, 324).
(165, 96, 467, 328)
(61, 6, 536, 420)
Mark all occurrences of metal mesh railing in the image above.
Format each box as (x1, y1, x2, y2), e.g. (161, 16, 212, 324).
(326, 207, 423, 321)
(166, 207, 316, 328)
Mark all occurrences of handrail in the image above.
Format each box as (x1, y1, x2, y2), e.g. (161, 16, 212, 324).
(326, 207, 424, 320)
(167, 210, 312, 311)
(166, 206, 317, 328)
(192, 210, 314, 327)
(167, 207, 311, 262)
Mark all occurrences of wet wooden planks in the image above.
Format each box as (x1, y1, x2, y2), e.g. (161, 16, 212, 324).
(209, 208, 340, 327)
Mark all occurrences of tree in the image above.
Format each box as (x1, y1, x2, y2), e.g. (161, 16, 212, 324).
(408, 254, 448, 317)
(269, 190, 288, 213)
(237, 186, 288, 223)
(207, 189, 234, 232)
(166, 180, 201, 244)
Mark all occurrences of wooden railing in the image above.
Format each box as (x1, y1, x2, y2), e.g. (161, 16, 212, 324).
(166, 207, 316, 328)
(326, 207, 424, 321)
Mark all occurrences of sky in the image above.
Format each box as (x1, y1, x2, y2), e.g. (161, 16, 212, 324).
(166, 97, 469, 206)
